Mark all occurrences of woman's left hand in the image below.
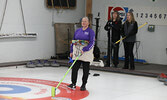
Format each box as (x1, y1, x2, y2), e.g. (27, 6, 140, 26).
(81, 50, 84, 54)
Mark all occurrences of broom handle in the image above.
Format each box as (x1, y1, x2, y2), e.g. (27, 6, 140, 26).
(115, 22, 148, 44)
(55, 53, 81, 89)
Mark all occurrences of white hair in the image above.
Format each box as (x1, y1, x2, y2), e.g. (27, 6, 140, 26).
(82, 17, 89, 22)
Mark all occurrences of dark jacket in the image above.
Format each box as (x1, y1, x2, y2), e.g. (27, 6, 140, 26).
(122, 21, 138, 42)
(104, 20, 122, 42)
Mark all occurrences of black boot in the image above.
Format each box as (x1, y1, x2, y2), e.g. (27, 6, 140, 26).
(130, 66, 135, 70)
(104, 64, 110, 67)
(113, 65, 118, 68)
(67, 83, 76, 90)
(80, 84, 86, 91)
(122, 66, 128, 69)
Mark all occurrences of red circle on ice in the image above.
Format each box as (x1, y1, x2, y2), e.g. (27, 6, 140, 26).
(0, 77, 89, 100)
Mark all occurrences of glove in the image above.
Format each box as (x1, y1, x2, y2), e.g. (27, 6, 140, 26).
(121, 33, 126, 37)
(68, 57, 73, 63)
(109, 22, 113, 28)
(125, 34, 130, 38)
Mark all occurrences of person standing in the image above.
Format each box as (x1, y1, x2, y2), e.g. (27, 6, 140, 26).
(67, 17, 95, 91)
(122, 12, 138, 70)
(104, 11, 122, 68)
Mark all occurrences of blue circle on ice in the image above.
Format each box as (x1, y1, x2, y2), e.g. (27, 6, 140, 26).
(0, 85, 31, 94)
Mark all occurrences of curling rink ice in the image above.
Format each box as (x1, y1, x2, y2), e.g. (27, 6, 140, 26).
(0, 66, 167, 100)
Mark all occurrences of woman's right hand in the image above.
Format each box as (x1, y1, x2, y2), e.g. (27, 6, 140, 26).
(70, 53, 73, 57)
(121, 33, 126, 37)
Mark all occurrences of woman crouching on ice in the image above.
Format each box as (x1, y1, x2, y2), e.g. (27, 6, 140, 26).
(67, 17, 95, 91)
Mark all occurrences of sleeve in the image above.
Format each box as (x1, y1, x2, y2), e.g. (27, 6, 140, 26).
(112, 20, 122, 32)
(121, 23, 125, 37)
(104, 21, 111, 31)
(82, 30, 95, 52)
(70, 31, 76, 53)
(127, 21, 138, 37)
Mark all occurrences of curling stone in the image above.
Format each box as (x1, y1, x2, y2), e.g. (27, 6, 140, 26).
(26, 61, 36, 68)
(91, 60, 104, 67)
(43, 60, 50, 66)
(157, 73, 167, 82)
(36, 60, 44, 67)
(51, 60, 60, 67)
(164, 79, 167, 86)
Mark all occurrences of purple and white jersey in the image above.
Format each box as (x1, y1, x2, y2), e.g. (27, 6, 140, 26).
(70, 27, 95, 53)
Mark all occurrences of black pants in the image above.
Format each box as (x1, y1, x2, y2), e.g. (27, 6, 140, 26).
(106, 39, 120, 67)
(113, 43, 119, 66)
(123, 42, 135, 69)
(71, 60, 90, 85)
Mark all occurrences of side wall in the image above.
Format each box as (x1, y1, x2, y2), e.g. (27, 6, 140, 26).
(0, 0, 85, 63)
(92, 0, 167, 65)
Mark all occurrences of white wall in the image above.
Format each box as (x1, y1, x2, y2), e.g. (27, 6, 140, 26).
(0, 0, 85, 63)
(92, 0, 167, 65)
